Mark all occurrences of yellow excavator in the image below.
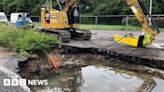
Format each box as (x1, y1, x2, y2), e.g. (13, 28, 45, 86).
(114, 0, 160, 47)
(40, 0, 159, 47)
(40, 0, 91, 42)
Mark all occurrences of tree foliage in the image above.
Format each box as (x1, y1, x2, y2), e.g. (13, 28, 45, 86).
(0, 0, 164, 15)
(80, 0, 164, 15)
(0, 0, 45, 15)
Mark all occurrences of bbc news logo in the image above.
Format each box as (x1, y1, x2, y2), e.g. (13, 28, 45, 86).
(3, 79, 48, 86)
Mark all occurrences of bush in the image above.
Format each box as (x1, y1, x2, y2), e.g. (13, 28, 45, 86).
(0, 23, 58, 56)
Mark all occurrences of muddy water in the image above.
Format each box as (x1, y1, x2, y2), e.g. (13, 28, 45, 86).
(33, 65, 164, 92)
(1, 47, 163, 92)
(0, 49, 163, 92)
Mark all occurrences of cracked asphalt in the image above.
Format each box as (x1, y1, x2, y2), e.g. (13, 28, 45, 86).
(0, 47, 29, 92)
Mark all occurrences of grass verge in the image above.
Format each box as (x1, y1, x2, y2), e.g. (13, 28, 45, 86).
(34, 22, 141, 30)
(80, 24, 164, 31)
(80, 24, 141, 31)
(0, 23, 58, 57)
(34, 22, 164, 31)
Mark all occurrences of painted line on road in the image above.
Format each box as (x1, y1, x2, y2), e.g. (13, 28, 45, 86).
(0, 65, 31, 92)
(151, 43, 164, 49)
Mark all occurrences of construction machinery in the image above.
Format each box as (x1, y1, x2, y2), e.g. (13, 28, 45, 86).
(40, 0, 91, 43)
(114, 0, 160, 47)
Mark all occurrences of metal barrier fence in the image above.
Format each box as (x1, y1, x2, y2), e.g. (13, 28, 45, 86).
(80, 15, 164, 28)
(29, 15, 164, 27)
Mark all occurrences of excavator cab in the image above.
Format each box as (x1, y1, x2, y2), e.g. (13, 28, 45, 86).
(67, 4, 80, 25)
(41, 0, 80, 29)
(114, 0, 160, 47)
(52, 0, 80, 25)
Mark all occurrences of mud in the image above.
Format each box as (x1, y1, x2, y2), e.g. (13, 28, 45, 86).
(18, 53, 164, 92)
(0, 46, 163, 92)
(61, 45, 164, 70)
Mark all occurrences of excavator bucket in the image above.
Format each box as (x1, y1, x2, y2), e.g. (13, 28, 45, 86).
(114, 34, 139, 47)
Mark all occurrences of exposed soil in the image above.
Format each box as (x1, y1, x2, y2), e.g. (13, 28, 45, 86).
(18, 53, 164, 92)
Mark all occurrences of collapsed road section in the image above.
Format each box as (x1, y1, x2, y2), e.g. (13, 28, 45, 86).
(19, 54, 164, 92)
(0, 30, 164, 92)
(62, 30, 164, 70)
(0, 47, 31, 92)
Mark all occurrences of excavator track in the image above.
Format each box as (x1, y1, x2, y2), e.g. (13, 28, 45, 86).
(39, 28, 71, 43)
(69, 28, 92, 40)
(38, 28, 92, 43)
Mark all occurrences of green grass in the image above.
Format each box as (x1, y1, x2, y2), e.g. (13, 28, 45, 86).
(80, 24, 141, 31)
(34, 22, 164, 31)
(160, 28, 164, 31)
(80, 24, 164, 31)
(0, 23, 58, 56)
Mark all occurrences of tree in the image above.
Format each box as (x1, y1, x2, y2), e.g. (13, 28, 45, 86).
(0, 0, 45, 15)
(0, 0, 163, 15)
(80, 0, 164, 15)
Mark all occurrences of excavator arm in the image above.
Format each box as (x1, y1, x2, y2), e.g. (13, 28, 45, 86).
(114, 0, 160, 47)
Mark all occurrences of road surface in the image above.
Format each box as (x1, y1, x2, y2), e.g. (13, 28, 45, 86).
(0, 47, 30, 92)
(62, 30, 164, 69)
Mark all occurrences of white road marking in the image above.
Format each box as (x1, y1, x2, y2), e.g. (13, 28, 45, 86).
(0, 65, 31, 92)
(151, 43, 164, 48)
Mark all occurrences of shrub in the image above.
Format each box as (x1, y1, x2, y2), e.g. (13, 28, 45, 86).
(0, 23, 58, 56)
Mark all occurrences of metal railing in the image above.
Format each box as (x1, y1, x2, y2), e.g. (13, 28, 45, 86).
(79, 15, 164, 27)
(27, 14, 164, 28)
